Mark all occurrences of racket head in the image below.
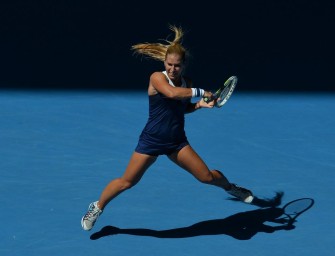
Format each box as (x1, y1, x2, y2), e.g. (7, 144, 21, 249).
(215, 76, 238, 108)
(282, 198, 314, 224)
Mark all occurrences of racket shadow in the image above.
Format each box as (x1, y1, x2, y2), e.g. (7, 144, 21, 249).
(90, 194, 315, 241)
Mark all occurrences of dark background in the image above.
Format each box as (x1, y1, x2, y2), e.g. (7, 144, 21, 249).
(0, 0, 334, 91)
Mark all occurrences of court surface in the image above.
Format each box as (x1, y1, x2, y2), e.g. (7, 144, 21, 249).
(1, 90, 334, 256)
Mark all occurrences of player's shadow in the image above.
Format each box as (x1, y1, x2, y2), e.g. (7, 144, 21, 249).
(90, 192, 313, 240)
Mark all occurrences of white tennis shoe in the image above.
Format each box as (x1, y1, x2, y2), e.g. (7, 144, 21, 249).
(81, 201, 103, 231)
(228, 183, 254, 203)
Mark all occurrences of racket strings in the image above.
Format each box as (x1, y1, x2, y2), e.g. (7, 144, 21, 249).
(216, 83, 234, 106)
(220, 85, 232, 98)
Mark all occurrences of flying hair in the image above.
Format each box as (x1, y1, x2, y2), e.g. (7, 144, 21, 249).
(131, 25, 187, 62)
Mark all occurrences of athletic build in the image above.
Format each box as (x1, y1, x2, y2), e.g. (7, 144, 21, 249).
(81, 26, 254, 231)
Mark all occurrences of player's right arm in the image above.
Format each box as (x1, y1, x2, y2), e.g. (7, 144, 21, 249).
(149, 72, 212, 99)
(149, 72, 193, 99)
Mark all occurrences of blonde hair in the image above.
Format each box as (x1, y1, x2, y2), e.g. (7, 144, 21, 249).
(131, 25, 187, 62)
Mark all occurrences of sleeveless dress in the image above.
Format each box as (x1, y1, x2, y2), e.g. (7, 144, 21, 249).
(135, 71, 190, 156)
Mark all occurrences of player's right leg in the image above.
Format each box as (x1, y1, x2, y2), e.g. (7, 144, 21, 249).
(81, 152, 157, 231)
(97, 152, 157, 210)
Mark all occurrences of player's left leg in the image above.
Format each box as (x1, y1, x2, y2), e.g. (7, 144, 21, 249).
(168, 144, 231, 190)
(168, 144, 253, 203)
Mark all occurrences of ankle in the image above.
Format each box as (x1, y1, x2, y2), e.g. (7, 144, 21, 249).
(97, 201, 103, 211)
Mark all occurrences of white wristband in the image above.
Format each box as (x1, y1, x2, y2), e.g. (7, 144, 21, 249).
(191, 88, 205, 98)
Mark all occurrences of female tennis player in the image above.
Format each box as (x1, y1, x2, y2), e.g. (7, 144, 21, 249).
(81, 25, 254, 231)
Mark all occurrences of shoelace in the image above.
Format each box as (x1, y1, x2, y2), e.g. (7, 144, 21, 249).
(230, 185, 250, 197)
(84, 206, 100, 221)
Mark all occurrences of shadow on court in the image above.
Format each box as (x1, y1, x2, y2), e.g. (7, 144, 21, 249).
(91, 193, 314, 241)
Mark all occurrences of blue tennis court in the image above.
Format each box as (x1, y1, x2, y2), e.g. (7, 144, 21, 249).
(1, 90, 334, 256)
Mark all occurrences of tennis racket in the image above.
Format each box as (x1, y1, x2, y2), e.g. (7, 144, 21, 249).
(282, 198, 314, 226)
(203, 76, 238, 108)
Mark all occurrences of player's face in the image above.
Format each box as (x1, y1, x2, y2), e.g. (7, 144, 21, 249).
(164, 53, 184, 81)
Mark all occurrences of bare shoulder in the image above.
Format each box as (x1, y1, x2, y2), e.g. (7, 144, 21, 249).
(149, 72, 167, 95)
(150, 71, 166, 81)
(150, 71, 170, 86)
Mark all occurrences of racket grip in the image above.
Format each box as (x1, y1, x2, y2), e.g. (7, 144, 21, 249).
(202, 95, 216, 103)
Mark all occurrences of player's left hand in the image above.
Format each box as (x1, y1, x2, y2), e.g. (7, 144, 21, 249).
(199, 97, 215, 108)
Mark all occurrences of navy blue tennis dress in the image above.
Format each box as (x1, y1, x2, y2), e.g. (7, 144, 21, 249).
(135, 71, 190, 156)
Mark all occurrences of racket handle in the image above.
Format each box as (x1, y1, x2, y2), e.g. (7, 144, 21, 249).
(203, 95, 217, 103)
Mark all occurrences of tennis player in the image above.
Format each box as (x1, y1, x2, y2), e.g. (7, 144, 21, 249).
(81, 25, 254, 231)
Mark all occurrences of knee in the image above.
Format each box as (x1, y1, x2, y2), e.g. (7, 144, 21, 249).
(117, 177, 137, 191)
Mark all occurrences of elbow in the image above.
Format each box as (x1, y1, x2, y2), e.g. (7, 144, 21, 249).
(165, 90, 178, 99)
(163, 87, 190, 99)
